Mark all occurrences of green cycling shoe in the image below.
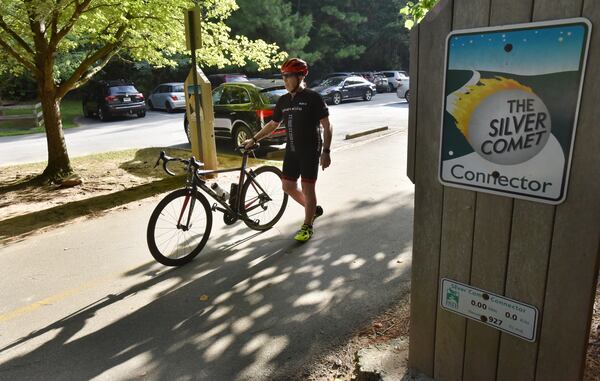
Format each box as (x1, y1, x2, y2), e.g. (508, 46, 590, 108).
(294, 224, 313, 242)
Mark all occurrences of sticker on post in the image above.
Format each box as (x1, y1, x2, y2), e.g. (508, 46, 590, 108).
(439, 18, 592, 204)
(440, 278, 539, 342)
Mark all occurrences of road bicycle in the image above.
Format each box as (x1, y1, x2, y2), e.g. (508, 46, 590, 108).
(147, 145, 288, 266)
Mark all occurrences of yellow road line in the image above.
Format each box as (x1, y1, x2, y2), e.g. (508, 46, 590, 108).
(0, 269, 141, 323)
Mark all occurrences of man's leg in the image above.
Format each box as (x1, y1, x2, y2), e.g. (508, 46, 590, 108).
(282, 179, 305, 206)
(301, 180, 317, 225)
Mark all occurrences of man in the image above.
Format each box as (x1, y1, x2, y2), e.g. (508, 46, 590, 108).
(244, 58, 332, 242)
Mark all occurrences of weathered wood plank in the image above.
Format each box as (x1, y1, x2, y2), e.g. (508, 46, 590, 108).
(496, 201, 554, 381)
(463, 195, 512, 381)
(433, 188, 476, 381)
(433, 1, 490, 380)
(406, 26, 419, 184)
(533, 0, 583, 21)
(442, 2, 513, 380)
(484, 2, 545, 381)
(407, 0, 453, 376)
(535, 1, 600, 380)
(489, 0, 533, 25)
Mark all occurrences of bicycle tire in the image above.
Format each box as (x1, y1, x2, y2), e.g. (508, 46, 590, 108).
(147, 188, 212, 266)
(240, 166, 288, 231)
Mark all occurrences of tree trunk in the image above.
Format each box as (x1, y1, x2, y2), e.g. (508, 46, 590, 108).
(38, 83, 73, 183)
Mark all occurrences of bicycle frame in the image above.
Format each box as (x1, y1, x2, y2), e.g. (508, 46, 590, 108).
(178, 151, 273, 227)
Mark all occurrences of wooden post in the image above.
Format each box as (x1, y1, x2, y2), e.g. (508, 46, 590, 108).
(184, 67, 217, 171)
(407, 1, 600, 380)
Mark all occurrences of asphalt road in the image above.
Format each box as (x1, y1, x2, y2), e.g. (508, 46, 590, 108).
(0, 92, 408, 166)
(0, 130, 414, 380)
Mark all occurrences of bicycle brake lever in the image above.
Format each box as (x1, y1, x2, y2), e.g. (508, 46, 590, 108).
(154, 151, 166, 168)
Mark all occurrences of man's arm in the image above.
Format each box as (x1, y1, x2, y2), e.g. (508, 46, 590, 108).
(243, 120, 281, 148)
(320, 116, 332, 170)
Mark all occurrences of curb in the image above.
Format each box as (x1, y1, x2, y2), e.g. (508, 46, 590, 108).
(345, 126, 389, 140)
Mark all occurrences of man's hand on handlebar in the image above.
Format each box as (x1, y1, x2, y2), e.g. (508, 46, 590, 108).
(242, 137, 258, 150)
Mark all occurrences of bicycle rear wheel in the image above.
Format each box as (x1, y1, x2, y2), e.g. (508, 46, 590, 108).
(147, 189, 212, 266)
(240, 166, 288, 231)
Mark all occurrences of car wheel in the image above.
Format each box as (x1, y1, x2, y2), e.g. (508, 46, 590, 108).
(148, 99, 155, 111)
(332, 92, 342, 105)
(363, 90, 373, 101)
(137, 110, 146, 118)
(97, 106, 109, 122)
(405, 90, 410, 103)
(82, 103, 91, 118)
(388, 84, 395, 93)
(166, 101, 173, 113)
(233, 124, 253, 148)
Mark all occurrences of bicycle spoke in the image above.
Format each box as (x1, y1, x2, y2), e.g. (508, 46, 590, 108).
(148, 189, 212, 265)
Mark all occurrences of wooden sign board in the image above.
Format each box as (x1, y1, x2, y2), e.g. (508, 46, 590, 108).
(440, 278, 539, 342)
(439, 18, 591, 204)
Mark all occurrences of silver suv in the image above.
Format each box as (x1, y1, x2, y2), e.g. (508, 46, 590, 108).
(379, 70, 409, 92)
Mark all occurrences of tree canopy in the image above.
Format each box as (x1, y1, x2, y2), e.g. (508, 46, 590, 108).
(227, 0, 411, 77)
(400, 0, 440, 29)
(0, 0, 286, 182)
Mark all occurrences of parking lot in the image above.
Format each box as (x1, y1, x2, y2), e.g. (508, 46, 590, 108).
(0, 92, 408, 166)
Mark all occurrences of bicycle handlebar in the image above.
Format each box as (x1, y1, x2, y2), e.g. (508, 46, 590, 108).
(154, 151, 203, 176)
(154, 143, 259, 176)
(237, 142, 260, 153)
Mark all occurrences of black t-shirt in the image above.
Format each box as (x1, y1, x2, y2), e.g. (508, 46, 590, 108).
(272, 88, 329, 153)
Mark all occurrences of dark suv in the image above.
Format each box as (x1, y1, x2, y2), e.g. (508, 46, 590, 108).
(82, 80, 146, 121)
(184, 79, 287, 146)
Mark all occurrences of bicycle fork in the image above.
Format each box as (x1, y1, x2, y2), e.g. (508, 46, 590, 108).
(176, 191, 196, 231)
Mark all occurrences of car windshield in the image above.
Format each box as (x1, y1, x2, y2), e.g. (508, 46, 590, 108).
(109, 85, 138, 94)
(259, 88, 287, 104)
(383, 72, 394, 78)
(320, 77, 344, 87)
(173, 85, 184, 92)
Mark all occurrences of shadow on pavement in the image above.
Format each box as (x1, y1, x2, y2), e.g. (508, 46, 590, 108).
(0, 194, 413, 381)
(0, 176, 184, 245)
(0, 143, 282, 245)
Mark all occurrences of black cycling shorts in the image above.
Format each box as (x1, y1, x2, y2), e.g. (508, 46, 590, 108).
(282, 150, 320, 183)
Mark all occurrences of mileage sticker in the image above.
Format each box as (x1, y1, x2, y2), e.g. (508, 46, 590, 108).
(439, 18, 591, 204)
(440, 278, 539, 342)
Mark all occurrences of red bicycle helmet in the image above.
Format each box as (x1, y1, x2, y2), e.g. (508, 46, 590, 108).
(281, 58, 309, 76)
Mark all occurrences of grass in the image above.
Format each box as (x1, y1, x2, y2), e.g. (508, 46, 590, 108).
(0, 100, 81, 137)
(0, 146, 279, 245)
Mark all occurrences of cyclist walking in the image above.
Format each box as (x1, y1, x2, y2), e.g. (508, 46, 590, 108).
(244, 58, 332, 242)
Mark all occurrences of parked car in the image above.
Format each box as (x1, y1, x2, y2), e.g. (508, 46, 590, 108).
(206, 73, 248, 88)
(396, 76, 410, 103)
(147, 82, 185, 112)
(378, 70, 409, 92)
(311, 76, 376, 105)
(357, 72, 388, 93)
(308, 72, 355, 88)
(82, 80, 146, 121)
(184, 79, 287, 146)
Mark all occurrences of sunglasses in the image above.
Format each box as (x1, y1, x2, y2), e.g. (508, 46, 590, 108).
(282, 73, 300, 79)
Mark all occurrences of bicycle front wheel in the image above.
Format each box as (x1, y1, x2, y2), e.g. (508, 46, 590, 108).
(147, 189, 212, 266)
(240, 166, 288, 231)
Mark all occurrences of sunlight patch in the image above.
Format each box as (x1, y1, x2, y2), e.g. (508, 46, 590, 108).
(204, 334, 235, 362)
(232, 316, 254, 334)
(208, 306, 233, 322)
(293, 290, 334, 307)
(332, 254, 358, 266)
